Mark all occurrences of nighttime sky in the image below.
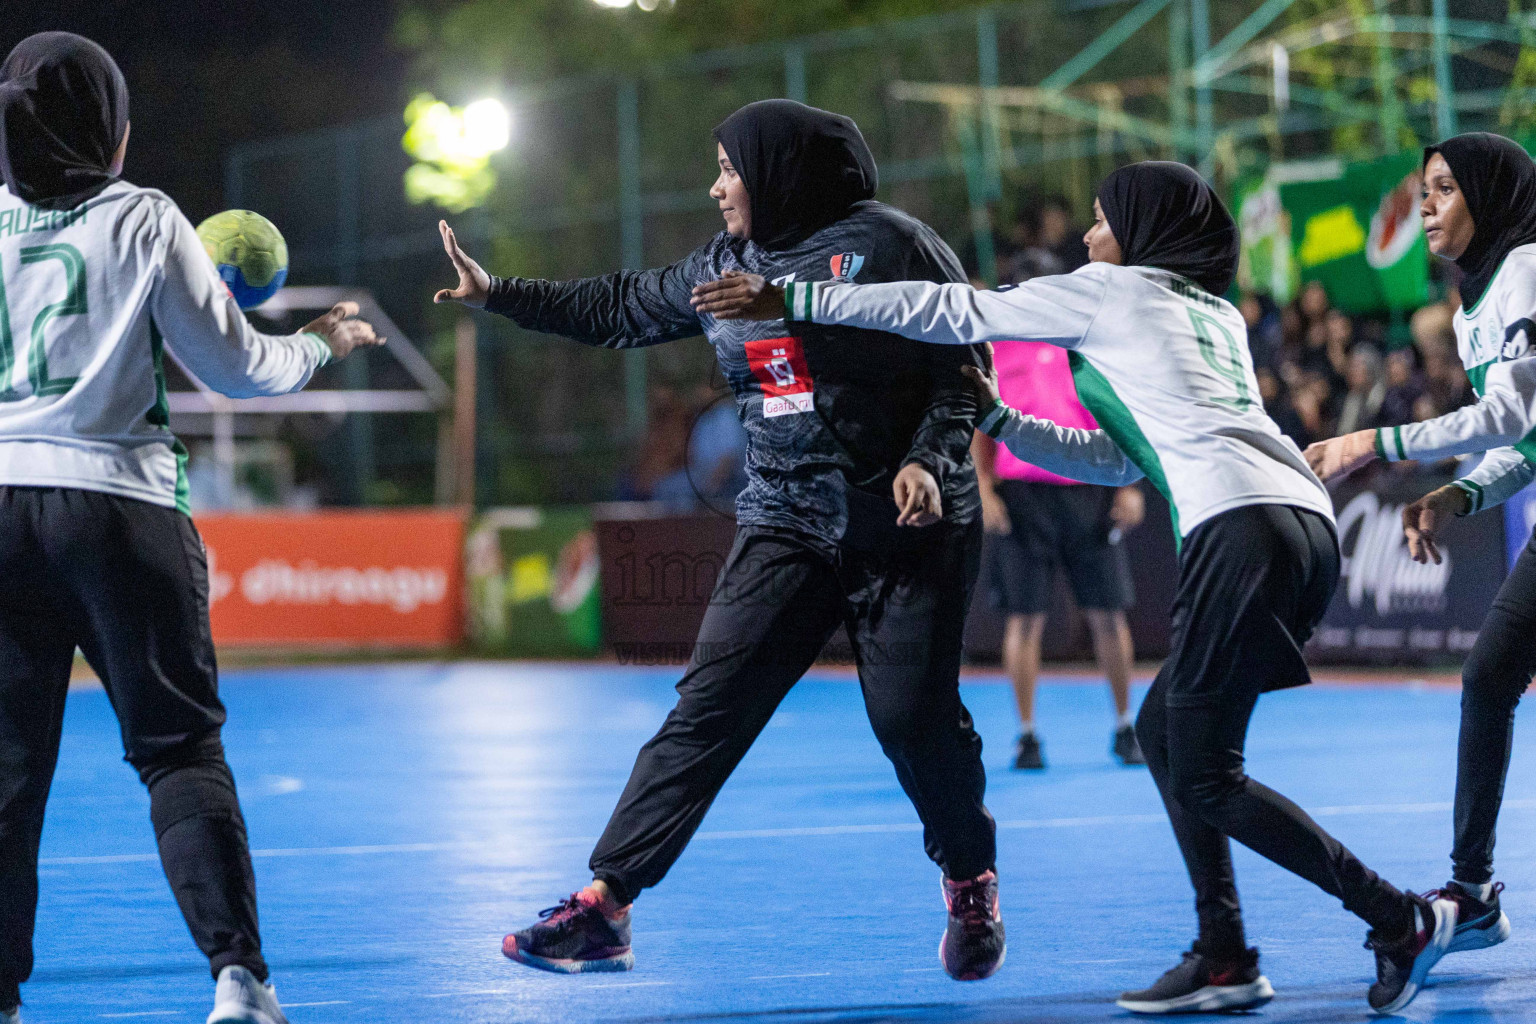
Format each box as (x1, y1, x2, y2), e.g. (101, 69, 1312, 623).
(1, 0, 408, 219)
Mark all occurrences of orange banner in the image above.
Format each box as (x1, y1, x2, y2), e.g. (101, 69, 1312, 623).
(197, 509, 466, 647)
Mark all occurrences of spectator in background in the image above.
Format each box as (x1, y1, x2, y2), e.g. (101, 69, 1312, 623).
(686, 385, 748, 510)
(1258, 366, 1311, 446)
(1336, 346, 1386, 435)
(1379, 348, 1423, 427)
(1001, 194, 1089, 283)
(974, 341, 1145, 771)
(617, 386, 693, 507)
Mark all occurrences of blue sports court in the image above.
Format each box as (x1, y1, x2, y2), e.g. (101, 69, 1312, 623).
(25, 663, 1536, 1022)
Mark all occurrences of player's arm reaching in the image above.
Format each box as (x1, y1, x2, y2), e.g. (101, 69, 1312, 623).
(890, 229, 992, 528)
(960, 357, 1143, 486)
(151, 201, 380, 397)
(691, 266, 1107, 348)
(435, 220, 703, 348)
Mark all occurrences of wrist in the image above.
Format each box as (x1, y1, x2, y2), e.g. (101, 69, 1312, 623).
(977, 399, 1009, 439)
(1447, 481, 1477, 516)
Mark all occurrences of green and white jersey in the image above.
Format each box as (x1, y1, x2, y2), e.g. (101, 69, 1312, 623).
(0, 181, 329, 513)
(1376, 243, 1536, 514)
(785, 262, 1334, 542)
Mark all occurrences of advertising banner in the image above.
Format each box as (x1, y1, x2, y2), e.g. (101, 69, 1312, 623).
(466, 506, 602, 657)
(198, 509, 466, 647)
(1310, 473, 1507, 664)
(1279, 151, 1429, 313)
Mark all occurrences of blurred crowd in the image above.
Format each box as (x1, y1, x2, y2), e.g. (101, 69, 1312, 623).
(619, 197, 1472, 510)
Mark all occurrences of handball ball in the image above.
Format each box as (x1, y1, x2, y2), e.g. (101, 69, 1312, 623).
(196, 210, 289, 309)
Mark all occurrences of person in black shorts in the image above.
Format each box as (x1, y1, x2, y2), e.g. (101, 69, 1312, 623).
(975, 340, 1143, 770)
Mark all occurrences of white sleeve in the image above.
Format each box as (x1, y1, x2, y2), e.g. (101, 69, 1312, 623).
(1451, 446, 1536, 514)
(149, 202, 330, 398)
(783, 267, 1109, 349)
(1380, 356, 1536, 462)
(976, 401, 1145, 486)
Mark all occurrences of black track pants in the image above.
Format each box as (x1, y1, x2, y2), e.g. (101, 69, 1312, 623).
(1134, 504, 1414, 956)
(1451, 528, 1536, 885)
(0, 487, 265, 1007)
(590, 522, 995, 904)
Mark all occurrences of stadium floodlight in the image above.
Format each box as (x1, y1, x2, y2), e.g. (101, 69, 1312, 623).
(463, 98, 512, 157)
(590, 0, 632, 7)
(589, 0, 674, 8)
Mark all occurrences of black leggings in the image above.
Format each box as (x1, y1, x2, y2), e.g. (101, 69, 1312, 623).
(589, 522, 995, 904)
(0, 488, 264, 1007)
(1451, 527, 1536, 885)
(1134, 504, 1413, 955)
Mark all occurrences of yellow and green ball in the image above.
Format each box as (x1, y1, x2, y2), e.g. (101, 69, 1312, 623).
(196, 209, 289, 309)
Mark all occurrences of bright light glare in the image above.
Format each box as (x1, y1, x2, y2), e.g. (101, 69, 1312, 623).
(591, 0, 632, 7)
(463, 98, 512, 156)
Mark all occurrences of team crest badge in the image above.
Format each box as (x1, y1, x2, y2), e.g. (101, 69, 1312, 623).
(829, 252, 865, 281)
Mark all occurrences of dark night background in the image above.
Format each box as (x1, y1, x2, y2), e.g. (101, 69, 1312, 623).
(2, 1, 407, 223)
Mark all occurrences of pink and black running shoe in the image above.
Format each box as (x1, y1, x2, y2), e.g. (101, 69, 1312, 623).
(502, 889, 634, 974)
(940, 870, 1006, 980)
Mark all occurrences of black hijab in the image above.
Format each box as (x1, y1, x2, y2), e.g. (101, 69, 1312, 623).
(1424, 133, 1536, 311)
(712, 99, 877, 251)
(1096, 161, 1238, 296)
(0, 32, 129, 210)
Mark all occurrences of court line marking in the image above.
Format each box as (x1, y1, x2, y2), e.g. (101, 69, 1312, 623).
(746, 972, 832, 980)
(423, 988, 517, 999)
(283, 1001, 350, 1007)
(98, 1014, 182, 1019)
(44, 798, 1536, 866)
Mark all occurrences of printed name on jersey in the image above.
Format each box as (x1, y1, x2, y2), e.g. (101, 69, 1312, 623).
(745, 336, 814, 418)
(0, 205, 86, 241)
(829, 252, 865, 281)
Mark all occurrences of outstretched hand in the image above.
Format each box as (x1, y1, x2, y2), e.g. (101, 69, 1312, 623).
(302, 301, 384, 361)
(961, 362, 1002, 410)
(434, 220, 491, 308)
(690, 271, 784, 320)
(1304, 429, 1378, 482)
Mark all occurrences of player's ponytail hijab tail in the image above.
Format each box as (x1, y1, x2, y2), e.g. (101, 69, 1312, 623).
(712, 99, 877, 250)
(1424, 132, 1536, 311)
(1096, 161, 1239, 296)
(0, 32, 128, 211)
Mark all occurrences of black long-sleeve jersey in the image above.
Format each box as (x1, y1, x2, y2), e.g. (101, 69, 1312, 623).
(485, 200, 985, 550)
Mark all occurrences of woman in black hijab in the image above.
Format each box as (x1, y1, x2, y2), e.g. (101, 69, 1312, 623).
(1307, 133, 1536, 969)
(438, 99, 1005, 981)
(698, 158, 1451, 1014)
(0, 31, 129, 209)
(0, 31, 380, 1024)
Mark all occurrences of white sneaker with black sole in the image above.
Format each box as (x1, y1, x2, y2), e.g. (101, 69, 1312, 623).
(207, 966, 289, 1024)
(1116, 946, 1274, 1014)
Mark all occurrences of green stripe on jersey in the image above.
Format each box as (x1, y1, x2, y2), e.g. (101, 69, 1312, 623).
(1459, 478, 1485, 514)
(148, 318, 192, 515)
(1069, 352, 1181, 547)
(1467, 360, 1492, 397)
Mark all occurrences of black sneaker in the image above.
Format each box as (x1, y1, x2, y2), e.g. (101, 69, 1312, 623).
(1113, 724, 1145, 766)
(940, 870, 1005, 980)
(1116, 945, 1273, 1014)
(1012, 732, 1044, 770)
(502, 889, 634, 973)
(1435, 881, 1511, 954)
(1364, 893, 1456, 1013)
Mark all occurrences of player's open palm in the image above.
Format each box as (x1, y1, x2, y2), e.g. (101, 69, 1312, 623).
(435, 220, 491, 308)
(691, 271, 784, 320)
(1304, 429, 1377, 481)
(894, 462, 943, 528)
(303, 301, 383, 361)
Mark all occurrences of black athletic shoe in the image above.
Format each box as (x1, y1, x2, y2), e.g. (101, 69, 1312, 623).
(1012, 732, 1044, 770)
(502, 889, 634, 973)
(1112, 724, 1145, 766)
(1364, 893, 1456, 1013)
(1116, 945, 1273, 1014)
(1435, 881, 1511, 954)
(939, 870, 1005, 980)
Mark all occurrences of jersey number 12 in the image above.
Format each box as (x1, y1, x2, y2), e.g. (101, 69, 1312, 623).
(0, 243, 85, 401)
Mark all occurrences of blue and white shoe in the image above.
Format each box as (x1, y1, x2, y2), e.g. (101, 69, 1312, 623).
(503, 889, 634, 973)
(1436, 881, 1511, 954)
(1365, 894, 1457, 1014)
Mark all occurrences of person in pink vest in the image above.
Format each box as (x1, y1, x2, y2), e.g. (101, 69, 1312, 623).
(974, 339, 1145, 769)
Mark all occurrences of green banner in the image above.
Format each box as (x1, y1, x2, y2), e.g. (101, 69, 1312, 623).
(1279, 151, 1428, 314)
(466, 507, 602, 657)
(1236, 176, 1298, 304)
